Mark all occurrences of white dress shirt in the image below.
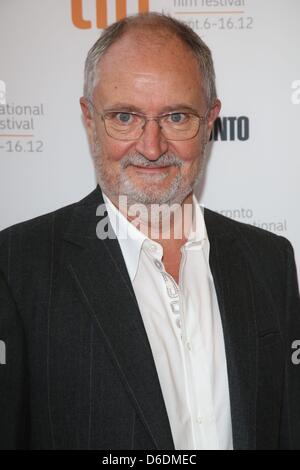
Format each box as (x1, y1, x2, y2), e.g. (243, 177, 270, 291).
(103, 192, 233, 450)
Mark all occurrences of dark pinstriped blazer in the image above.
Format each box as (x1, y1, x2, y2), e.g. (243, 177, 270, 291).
(0, 185, 300, 449)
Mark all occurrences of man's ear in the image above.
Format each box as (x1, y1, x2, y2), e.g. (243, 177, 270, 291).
(204, 99, 221, 143)
(80, 97, 94, 140)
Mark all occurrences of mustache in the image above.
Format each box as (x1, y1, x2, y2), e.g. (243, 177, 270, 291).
(120, 153, 183, 169)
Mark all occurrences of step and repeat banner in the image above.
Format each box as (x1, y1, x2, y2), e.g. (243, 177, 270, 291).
(1, 0, 300, 276)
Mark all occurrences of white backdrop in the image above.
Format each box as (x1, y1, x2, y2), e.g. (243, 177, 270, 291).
(1, 0, 300, 277)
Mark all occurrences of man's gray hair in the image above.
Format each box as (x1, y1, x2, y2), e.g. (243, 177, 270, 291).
(83, 12, 217, 107)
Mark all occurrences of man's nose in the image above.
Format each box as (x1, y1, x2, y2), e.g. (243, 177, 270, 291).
(134, 119, 169, 160)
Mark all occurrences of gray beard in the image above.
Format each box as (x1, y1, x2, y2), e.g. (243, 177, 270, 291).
(91, 132, 206, 207)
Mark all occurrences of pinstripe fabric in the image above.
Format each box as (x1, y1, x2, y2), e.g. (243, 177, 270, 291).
(0, 185, 299, 449)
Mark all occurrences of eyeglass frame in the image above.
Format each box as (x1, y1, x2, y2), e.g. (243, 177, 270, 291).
(86, 99, 209, 142)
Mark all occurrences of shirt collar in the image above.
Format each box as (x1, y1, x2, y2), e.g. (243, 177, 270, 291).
(187, 194, 207, 244)
(103, 192, 208, 282)
(103, 193, 147, 282)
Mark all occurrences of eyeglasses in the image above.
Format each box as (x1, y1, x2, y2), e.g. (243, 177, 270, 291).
(88, 101, 207, 141)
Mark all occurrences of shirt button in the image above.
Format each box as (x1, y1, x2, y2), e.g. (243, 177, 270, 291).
(154, 259, 163, 270)
(186, 341, 192, 351)
(171, 301, 180, 314)
(196, 416, 202, 424)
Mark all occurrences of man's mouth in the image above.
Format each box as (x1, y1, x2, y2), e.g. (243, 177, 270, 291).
(130, 165, 171, 173)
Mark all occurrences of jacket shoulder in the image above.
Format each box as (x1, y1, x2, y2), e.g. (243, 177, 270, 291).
(0, 187, 101, 282)
(0, 187, 99, 248)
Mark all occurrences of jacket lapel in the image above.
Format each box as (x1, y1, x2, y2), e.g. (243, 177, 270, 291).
(205, 208, 258, 450)
(61, 186, 258, 450)
(62, 186, 175, 450)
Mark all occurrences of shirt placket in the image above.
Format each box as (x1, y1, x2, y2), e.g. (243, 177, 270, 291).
(145, 241, 198, 449)
(180, 243, 220, 449)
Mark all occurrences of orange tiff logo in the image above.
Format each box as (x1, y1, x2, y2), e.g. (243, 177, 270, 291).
(71, 0, 149, 29)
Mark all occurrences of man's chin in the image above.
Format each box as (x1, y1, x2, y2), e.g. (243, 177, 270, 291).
(121, 192, 171, 206)
(118, 184, 192, 206)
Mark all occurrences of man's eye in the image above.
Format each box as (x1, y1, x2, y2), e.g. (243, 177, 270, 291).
(169, 113, 187, 123)
(115, 112, 133, 124)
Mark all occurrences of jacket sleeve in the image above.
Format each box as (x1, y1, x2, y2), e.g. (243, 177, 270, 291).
(0, 233, 30, 449)
(279, 239, 300, 449)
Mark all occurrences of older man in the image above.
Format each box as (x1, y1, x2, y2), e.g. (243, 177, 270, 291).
(0, 13, 300, 450)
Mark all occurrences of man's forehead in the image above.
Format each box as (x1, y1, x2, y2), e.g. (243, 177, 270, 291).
(95, 66, 202, 101)
(93, 29, 204, 108)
